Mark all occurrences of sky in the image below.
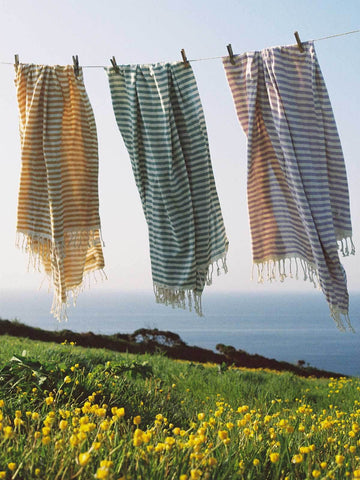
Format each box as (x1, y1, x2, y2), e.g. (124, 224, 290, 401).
(0, 0, 359, 308)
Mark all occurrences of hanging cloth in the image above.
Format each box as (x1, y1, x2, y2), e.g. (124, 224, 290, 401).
(223, 42, 354, 330)
(15, 64, 105, 320)
(105, 61, 228, 315)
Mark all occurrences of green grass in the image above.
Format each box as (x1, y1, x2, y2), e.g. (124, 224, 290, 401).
(0, 335, 359, 480)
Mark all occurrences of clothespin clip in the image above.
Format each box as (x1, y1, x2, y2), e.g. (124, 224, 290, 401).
(14, 54, 19, 66)
(294, 31, 304, 52)
(110, 56, 120, 74)
(226, 44, 236, 65)
(72, 55, 79, 76)
(181, 49, 190, 68)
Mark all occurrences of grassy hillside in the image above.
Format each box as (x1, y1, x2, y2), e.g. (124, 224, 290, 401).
(0, 335, 359, 479)
(0, 319, 343, 378)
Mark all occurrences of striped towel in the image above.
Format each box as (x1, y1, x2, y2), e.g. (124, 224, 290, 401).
(106, 61, 228, 315)
(15, 64, 105, 320)
(223, 42, 354, 330)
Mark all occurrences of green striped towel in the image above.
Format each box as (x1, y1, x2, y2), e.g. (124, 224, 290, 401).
(106, 62, 228, 315)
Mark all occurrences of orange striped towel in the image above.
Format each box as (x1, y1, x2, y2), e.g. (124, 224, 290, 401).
(15, 64, 105, 320)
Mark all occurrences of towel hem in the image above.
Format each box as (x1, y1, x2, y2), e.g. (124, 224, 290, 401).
(153, 250, 228, 316)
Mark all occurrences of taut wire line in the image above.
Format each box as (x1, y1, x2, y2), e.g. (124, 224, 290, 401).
(0, 28, 358, 68)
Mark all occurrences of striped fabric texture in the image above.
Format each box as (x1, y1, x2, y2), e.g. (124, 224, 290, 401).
(223, 42, 354, 330)
(15, 64, 105, 320)
(106, 62, 228, 315)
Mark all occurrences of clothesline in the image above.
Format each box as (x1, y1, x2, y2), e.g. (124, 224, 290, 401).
(0, 28, 358, 68)
(10, 36, 356, 328)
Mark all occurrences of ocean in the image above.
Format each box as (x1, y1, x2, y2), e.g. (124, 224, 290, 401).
(1, 290, 359, 377)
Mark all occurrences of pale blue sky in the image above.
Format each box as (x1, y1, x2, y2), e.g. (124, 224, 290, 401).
(0, 0, 359, 302)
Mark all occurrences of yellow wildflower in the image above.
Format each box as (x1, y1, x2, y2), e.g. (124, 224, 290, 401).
(42, 436, 51, 445)
(3, 426, 13, 439)
(45, 396, 54, 405)
(198, 413, 205, 421)
(0, 400, 4, 408)
(32, 412, 39, 421)
(190, 469, 202, 480)
(218, 430, 228, 441)
(70, 434, 80, 447)
(78, 452, 91, 467)
(165, 436, 176, 446)
(34, 468, 41, 476)
(320, 462, 327, 469)
(269, 452, 280, 463)
(312, 470, 321, 478)
(155, 442, 165, 452)
(208, 457, 217, 466)
(353, 470, 360, 478)
(133, 436, 142, 447)
(82, 402, 92, 414)
(8, 463, 16, 472)
(253, 458, 260, 466)
(237, 405, 249, 413)
(133, 415, 141, 425)
(116, 407, 125, 418)
(96, 408, 107, 418)
(96, 467, 109, 479)
(0, 473, 5, 479)
(292, 454, 303, 464)
(180, 475, 188, 480)
(59, 420, 68, 430)
(335, 454, 345, 465)
(99, 420, 110, 431)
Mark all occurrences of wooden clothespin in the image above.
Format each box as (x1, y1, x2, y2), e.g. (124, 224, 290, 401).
(14, 54, 19, 66)
(294, 31, 304, 52)
(181, 49, 190, 68)
(72, 55, 79, 76)
(226, 44, 236, 65)
(110, 56, 120, 74)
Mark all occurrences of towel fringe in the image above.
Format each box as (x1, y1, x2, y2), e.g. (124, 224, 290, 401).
(330, 305, 355, 333)
(49, 267, 107, 322)
(253, 256, 320, 289)
(16, 230, 106, 321)
(338, 236, 355, 257)
(254, 255, 355, 331)
(154, 284, 203, 316)
(154, 251, 228, 316)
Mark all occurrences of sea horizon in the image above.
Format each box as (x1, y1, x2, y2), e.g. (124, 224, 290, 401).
(1, 289, 359, 377)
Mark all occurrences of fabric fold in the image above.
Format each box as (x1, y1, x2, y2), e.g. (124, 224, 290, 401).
(15, 64, 105, 320)
(223, 42, 354, 330)
(106, 62, 228, 315)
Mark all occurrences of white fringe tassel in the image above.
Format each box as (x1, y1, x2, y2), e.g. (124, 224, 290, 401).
(330, 305, 355, 333)
(252, 256, 319, 289)
(153, 252, 228, 317)
(338, 236, 355, 257)
(16, 230, 106, 322)
(252, 254, 355, 332)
